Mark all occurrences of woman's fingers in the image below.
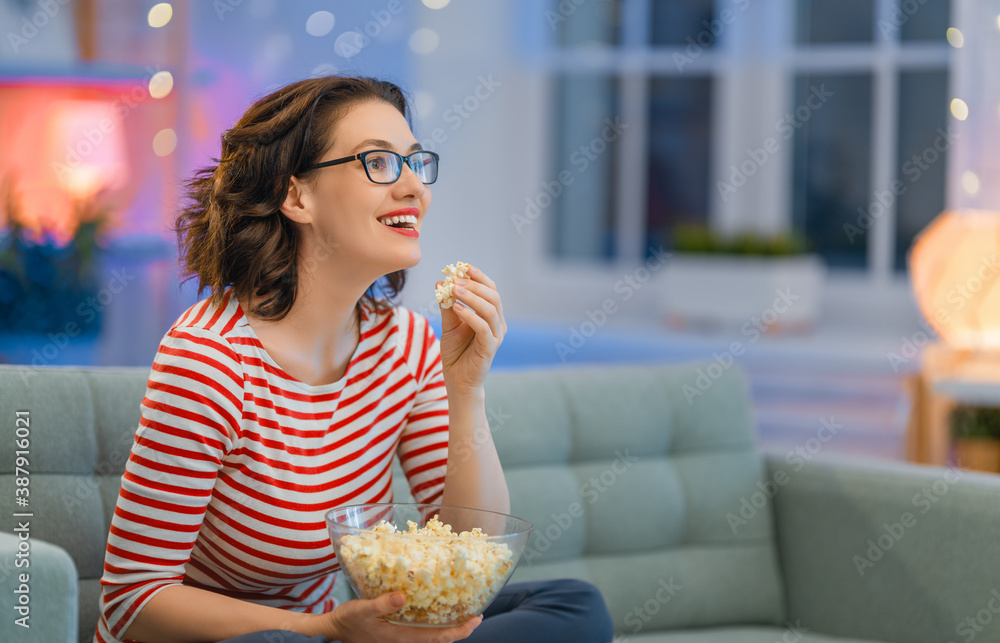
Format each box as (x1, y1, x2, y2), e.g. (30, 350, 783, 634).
(450, 282, 502, 340)
(449, 295, 497, 347)
(465, 265, 505, 334)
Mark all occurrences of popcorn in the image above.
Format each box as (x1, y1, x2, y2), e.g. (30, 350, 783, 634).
(338, 516, 514, 625)
(434, 261, 470, 309)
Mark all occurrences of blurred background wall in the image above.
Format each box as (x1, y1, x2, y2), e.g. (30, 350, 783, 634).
(3, 0, 998, 465)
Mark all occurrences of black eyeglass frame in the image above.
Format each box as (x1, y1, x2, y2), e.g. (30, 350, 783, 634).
(303, 149, 440, 184)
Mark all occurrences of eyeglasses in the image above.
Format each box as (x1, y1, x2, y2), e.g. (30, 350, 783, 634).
(303, 149, 439, 184)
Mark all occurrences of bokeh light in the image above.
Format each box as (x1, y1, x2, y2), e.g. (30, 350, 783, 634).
(153, 129, 177, 156)
(306, 11, 335, 37)
(147, 3, 172, 28)
(409, 28, 440, 55)
(148, 71, 173, 99)
(950, 98, 969, 121)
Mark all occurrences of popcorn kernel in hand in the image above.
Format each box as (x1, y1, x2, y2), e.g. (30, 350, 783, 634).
(435, 261, 470, 309)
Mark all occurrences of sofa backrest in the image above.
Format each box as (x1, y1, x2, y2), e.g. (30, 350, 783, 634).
(1, 361, 788, 640)
(0, 366, 149, 643)
(468, 363, 788, 634)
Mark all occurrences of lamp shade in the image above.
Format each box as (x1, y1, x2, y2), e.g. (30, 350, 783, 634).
(910, 210, 1000, 349)
(46, 99, 129, 199)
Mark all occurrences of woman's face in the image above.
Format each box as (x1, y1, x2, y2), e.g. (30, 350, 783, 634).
(293, 99, 431, 278)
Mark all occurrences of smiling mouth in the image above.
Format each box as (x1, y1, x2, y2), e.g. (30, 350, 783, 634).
(377, 214, 418, 229)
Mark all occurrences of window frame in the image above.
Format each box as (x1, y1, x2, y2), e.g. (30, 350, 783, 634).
(531, 0, 952, 295)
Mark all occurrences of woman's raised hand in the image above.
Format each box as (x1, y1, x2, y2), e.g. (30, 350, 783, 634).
(437, 265, 506, 396)
(320, 592, 482, 642)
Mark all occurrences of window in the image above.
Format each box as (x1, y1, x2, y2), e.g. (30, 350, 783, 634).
(541, 0, 952, 279)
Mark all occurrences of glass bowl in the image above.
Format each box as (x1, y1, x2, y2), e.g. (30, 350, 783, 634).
(326, 503, 532, 627)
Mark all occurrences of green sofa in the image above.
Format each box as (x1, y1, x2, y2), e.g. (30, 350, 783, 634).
(1, 362, 998, 643)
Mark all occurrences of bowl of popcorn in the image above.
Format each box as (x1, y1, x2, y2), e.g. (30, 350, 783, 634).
(326, 503, 532, 627)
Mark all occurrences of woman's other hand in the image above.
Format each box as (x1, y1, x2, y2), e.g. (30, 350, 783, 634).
(438, 264, 506, 395)
(320, 592, 482, 642)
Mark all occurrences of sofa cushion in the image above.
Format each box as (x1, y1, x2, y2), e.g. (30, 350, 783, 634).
(624, 626, 886, 642)
(0, 365, 148, 643)
(768, 453, 1000, 643)
(485, 363, 787, 632)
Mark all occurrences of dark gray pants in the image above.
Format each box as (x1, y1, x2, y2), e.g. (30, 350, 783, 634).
(216, 578, 615, 643)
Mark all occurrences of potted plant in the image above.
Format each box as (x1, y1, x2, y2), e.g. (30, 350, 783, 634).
(0, 175, 109, 335)
(950, 405, 1000, 473)
(657, 224, 825, 334)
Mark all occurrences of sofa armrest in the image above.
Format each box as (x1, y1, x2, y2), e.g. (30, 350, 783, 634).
(0, 532, 78, 643)
(765, 452, 1000, 643)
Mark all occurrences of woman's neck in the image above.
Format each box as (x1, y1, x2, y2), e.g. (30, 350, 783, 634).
(244, 260, 373, 387)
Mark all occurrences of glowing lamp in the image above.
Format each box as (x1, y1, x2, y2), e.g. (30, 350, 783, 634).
(910, 210, 1000, 350)
(46, 99, 129, 200)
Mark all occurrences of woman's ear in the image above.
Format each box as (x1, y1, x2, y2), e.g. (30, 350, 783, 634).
(280, 175, 313, 224)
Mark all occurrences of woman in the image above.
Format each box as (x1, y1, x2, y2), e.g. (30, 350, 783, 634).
(95, 76, 615, 643)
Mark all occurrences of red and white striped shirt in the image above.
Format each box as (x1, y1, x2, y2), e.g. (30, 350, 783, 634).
(95, 292, 450, 643)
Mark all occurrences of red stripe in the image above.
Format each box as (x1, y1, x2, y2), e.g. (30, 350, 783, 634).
(403, 408, 449, 428)
(114, 506, 202, 533)
(407, 458, 447, 477)
(221, 444, 395, 500)
(193, 536, 329, 584)
(200, 508, 338, 563)
(154, 344, 243, 398)
(185, 554, 243, 591)
(190, 533, 323, 590)
(220, 301, 243, 335)
(129, 452, 219, 481)
(413, 474, 446, 498)
(402, 313, 415, 363)
(118, 487, 208, 516)
(176, 299, 206, 328)
(187, 299, 211, 328)
(132, 432, 222, 467)
(203, 290, 232, 329)
(109, 523, 194, 551)
(138, 412, 229, 454)
(400, 441, 448, 462)
(236, 422, 374, 458)
(105, 543, 182, 568)
(112, 581, 171, 638)
(400, 425, 448, 443)
(123, 468, 213, 499)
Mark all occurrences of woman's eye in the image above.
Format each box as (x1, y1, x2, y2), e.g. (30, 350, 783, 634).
(367, 157, 385, 172)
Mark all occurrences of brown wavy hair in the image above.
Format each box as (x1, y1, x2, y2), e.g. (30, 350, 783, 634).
(175, 76, 410, 321)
